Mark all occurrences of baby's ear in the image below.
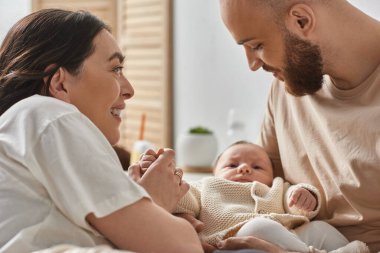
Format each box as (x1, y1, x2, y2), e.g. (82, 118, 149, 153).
(47, 66, 70, 102)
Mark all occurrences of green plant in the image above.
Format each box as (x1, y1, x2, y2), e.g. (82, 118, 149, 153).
(189, 126, 213, 134)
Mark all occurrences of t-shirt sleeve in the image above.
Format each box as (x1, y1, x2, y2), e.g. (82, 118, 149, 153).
(28, 111, 149, 233)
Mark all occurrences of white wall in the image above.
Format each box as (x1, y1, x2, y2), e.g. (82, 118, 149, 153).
(173, 0, 380, 154)
(173, 0, 272, 153)
(0, 0, 31, 43)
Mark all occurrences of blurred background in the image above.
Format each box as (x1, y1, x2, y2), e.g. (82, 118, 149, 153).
(1, 0, 379, 161)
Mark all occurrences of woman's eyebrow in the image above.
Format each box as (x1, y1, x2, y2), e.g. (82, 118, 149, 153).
(108, 52, 125, 63)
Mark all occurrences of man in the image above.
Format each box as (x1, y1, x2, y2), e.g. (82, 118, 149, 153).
(217, 0, 380, 252)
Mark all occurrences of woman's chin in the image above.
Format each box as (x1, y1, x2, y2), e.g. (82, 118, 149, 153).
(106, 133, 120, 146)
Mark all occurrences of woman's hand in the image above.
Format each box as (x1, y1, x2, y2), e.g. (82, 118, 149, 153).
(128, 148, 189, 212)
(217, 236, 290, 253)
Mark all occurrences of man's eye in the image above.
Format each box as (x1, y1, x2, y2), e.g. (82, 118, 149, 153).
(228, 164, 238, 168)
(252, 166, 261, 170)
(252, 43, 263, 51)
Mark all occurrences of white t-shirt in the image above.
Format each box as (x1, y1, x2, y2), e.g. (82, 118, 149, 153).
(0, 95, 149, 252)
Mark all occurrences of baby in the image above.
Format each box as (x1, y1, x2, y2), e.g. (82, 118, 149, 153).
(172, 141, 367, 253)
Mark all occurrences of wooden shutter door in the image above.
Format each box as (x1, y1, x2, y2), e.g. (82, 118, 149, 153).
(119, 0, 172, 151)
(32, 0, 173, 151)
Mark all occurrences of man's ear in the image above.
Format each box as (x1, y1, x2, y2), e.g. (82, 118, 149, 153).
(284, 4, 316, 38)
(46, 66, 70, 102)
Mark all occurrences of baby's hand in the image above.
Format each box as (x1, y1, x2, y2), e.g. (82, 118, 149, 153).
(139, 148, 163, 173)
(288, 188, 317, 212)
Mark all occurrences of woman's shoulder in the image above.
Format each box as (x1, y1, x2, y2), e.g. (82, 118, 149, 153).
(2, 95, 78, 122)
(0, 95, 83, 137)
(14, 95, 76, 113)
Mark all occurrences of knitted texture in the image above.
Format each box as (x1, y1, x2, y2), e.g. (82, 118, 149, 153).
(174, 177, 320, 246)
(309, 240, 370, 253)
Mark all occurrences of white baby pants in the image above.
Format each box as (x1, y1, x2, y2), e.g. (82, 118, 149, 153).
(236, 217, 349, 252)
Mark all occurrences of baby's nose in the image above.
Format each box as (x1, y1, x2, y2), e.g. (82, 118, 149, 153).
(237, 164, 251, 174)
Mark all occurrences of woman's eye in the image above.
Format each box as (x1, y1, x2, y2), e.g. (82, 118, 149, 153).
(253, 166, 261, 170)
(228, 164, 238, 168)
(113, 66, 124, 75)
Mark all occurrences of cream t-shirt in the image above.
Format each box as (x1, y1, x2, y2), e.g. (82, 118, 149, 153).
(0, 95, 149, 252)
(258, 66, 380, 251)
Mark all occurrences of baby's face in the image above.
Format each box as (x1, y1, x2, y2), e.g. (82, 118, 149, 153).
(214, 143, 273, 186)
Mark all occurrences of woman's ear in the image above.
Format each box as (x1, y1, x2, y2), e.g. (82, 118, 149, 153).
(46, 66, 70, 102)
(284, 4, 316, 38)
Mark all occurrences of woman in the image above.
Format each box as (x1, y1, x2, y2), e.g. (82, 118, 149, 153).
(0, 9, 202, 253)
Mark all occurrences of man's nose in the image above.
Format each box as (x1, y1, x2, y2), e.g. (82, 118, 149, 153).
(249, 58, 264, 71)
(244, 47, 264, 72)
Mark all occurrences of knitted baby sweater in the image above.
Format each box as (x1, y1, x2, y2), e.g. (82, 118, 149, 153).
(174, 177, 321, 246)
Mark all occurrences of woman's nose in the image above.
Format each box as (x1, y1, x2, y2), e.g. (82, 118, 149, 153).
(237, 164, 252, 175)
(120, 75, 134, 100)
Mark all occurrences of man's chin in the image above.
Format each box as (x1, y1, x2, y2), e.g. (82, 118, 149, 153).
(284, 84, 307, 97)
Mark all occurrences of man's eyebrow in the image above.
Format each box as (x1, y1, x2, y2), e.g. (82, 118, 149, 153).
(237, 37, 255, 45)
(108, 52, 125, 63)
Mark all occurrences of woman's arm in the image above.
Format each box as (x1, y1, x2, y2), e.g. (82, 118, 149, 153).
(87, 148, 202, 253)
(87, 198, 202, 253)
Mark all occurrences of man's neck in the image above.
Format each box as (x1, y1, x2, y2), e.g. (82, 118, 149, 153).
(321, 2, 380, 90)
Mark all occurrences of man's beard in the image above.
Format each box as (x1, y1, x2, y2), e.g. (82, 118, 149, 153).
(282, 30, 324, 96)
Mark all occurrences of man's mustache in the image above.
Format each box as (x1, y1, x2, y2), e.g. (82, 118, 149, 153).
(262, 64, 280, 73)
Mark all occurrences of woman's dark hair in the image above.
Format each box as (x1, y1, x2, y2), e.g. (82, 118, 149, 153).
(113, 145, 131, 171)
(0, 9, 110, 115)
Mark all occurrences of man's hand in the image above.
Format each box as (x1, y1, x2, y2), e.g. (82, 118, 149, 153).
(217, 236, 290, 253)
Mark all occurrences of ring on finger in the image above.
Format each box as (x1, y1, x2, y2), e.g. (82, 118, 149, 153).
(174, 169, 183, 185)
